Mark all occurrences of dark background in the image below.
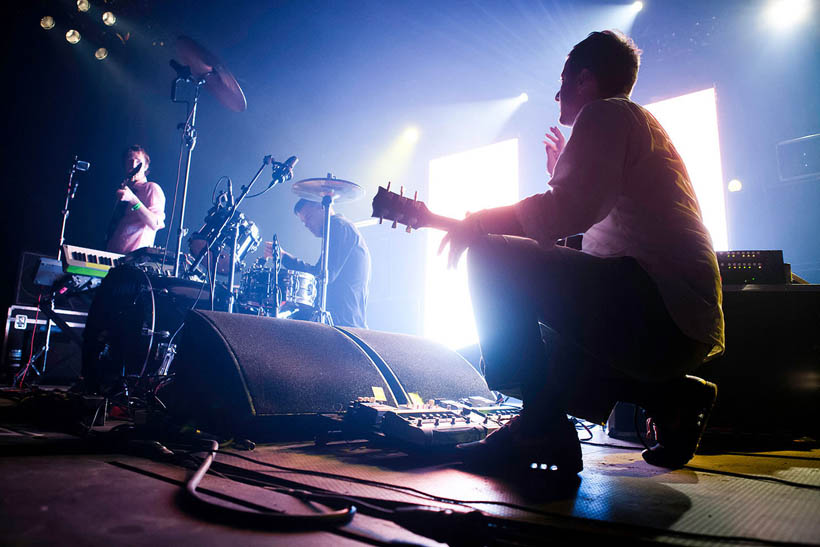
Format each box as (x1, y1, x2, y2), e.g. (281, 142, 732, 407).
(3, 0, 819, 334)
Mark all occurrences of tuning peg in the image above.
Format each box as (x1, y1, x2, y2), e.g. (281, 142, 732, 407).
(400, 185, 404, 197)
(406, 225, 412, 234)
(391, 220, 398, 229)
(386, 181, 391, 192)
(413, 190, 418, 202)
(379, 216, 383, 224)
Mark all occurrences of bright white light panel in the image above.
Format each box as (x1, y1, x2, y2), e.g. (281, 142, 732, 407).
(425, 138, 519, 349)
(645, 87, 729, 250)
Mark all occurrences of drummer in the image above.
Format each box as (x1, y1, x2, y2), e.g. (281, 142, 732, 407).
(266, 199, 370, 328)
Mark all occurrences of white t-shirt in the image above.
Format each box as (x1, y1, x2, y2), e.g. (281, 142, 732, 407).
(515, 96, 725, 358)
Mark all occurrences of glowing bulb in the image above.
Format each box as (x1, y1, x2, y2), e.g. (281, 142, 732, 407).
(763, 0, 812, 29)
(95, 47, 108, 60)
(40, 16, 55, 30)
(65, 29, 81, 44)
(77, 0, 90, 12)
(727, 179, 743, 192)
(102, 11, 116, 26)
(632, 1, 644, 11)
(518, 92, 529, 103)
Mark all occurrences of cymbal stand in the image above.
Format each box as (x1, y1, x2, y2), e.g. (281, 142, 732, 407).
(312, 195, 334, 325)
(185, 156, 273, 312)
(170, 68, 207, 278)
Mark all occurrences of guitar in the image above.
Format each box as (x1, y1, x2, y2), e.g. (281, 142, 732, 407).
(371, 183, 583, 249)
(370, 183, 460, 233)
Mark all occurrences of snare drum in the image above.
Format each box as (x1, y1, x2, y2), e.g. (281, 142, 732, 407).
(279, 270, 317, 308)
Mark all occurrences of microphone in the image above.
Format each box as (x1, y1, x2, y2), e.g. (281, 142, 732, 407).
(126, 162, 143, 182)
(269, 155, 298, 189)
(74, 159, 91, 172)
(227, 178, 234, 206)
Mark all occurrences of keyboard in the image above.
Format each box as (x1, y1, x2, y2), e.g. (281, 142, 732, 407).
(62, 244, 125, 278)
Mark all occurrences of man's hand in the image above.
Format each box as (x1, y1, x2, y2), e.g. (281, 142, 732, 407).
(544, 126, 566, 177)
(437, 214, 484, 269)
(117, 185, 138, 205)
(263, 241, 293, 261)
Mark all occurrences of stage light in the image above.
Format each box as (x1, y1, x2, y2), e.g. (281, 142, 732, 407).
(425, 138, 519, 349)
(518, 92, 529, 103)
(65, 29, 81, 44)
(102, 11, 116, 26)
(646, 88, 729, 250)
(632, 1, 644, 12)
(402, 126, 420, 145)
(95, 47, 108, 60)
(763, 0, 812, 29)
(40, 16, 55, 30)
(77, 0, 90, 13)
(728, 179, 743, 192)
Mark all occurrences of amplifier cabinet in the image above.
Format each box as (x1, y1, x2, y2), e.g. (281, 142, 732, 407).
(2, 305, 86, 383)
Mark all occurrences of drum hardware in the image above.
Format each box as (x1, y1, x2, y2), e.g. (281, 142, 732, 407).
(165, 36, 248, 277)
(185, 155, 297, 313)
(82, 265, 226, 396)
(291, 174, 364, 326)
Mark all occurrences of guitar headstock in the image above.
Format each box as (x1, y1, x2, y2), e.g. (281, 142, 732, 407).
(371, 183, 431, 232)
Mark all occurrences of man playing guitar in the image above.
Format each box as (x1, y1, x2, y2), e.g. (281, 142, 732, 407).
(435, 31, 725, 477)
(106, 145, 166, 254)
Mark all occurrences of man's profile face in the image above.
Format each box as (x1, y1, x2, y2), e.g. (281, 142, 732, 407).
(124, 150, 148, 180)
(297, 204, 324, 238)
(556, 60, 582, 127)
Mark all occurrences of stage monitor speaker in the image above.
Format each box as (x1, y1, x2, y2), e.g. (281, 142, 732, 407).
(338, 327, 494, 403)
(168, 310, 399, 439)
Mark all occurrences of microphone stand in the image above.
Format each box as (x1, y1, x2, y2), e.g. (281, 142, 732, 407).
(27, 158, 86, 380)
(185, 156, 275, 312)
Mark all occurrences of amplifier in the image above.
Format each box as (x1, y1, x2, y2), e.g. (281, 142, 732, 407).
(717, 250, 787, 285)
(2, 305, 87, 382)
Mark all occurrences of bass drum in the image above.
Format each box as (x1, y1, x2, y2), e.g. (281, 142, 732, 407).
(82, 266, 219, 394)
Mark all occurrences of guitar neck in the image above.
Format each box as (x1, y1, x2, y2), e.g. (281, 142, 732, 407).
(424, 212, 460, 232)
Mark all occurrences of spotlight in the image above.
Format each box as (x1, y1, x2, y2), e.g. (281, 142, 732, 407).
(518, 92, 529, 103)
(632, 1, 644, 11)
(40, 16, 55, 30)
(727, 179, 743, 192)
(77, 0, 90, 12)
(764, 0, 812, 29)
(102, 11, 116, 26)
(402, 126, 420, 144)
(95, 47, 108, 60)
(65, 29, 81, 44)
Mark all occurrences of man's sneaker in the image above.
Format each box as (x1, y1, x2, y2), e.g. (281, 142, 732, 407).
(642, 375, 717, 468)
(456, 411, 583, 476)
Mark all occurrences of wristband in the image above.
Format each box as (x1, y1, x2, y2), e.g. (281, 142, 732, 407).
(131, 202, 142, 211)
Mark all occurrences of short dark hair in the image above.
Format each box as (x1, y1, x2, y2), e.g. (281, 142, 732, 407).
(293, 198, 319, 214)
(566, 30, 641, 97)
(122, 144, 150, 168)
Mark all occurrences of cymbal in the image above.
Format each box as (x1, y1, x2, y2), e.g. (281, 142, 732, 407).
(292, 176, 364, 204)
(176, 36, 247, 113)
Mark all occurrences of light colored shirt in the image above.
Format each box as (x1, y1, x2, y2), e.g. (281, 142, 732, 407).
(107, 181, 166, 254)
(515, 96, 725, 358)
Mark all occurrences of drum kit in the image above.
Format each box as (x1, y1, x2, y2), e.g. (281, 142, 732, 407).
(81, 36, 365, 394)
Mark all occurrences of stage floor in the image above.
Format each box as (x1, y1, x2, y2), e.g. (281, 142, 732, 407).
(1, 414, 818, 546)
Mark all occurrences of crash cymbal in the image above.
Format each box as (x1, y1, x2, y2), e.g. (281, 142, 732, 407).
(176, 36, 247, 113)
(292, 176, 364, 204)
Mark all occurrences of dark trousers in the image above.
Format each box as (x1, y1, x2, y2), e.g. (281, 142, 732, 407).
(468, 236, 710, 423)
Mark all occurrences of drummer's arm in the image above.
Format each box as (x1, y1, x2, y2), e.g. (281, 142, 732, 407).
(281, 250, 319, 275)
